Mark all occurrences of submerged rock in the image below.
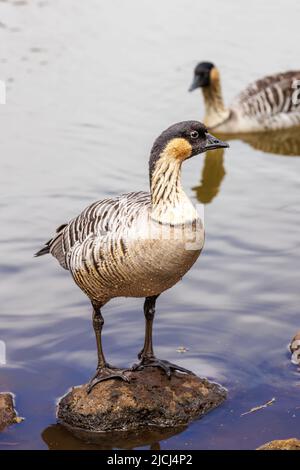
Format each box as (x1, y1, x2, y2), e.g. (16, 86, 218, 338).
(257, 438, 300, 450)
(0, 393, 18, 431)
(57, 368, 226, 438)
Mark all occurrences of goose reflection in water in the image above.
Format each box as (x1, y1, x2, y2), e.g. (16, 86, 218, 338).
(194, 126, 300, 205)
(236, 126, 300, 157)
(41, 423, 186, 450)
(193, 147, 226, 204)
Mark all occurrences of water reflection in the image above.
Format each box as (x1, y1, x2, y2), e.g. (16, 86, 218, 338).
(239, 126, 300, 157)
(192, 148, 226, 204)
(225, 126, 300, 157)
(194, 127, 300, 204)
(42, 423, 186, 450)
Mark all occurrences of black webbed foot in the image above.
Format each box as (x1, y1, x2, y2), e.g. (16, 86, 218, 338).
(132, 357, 195, 378)
(87, 365, 130, 393)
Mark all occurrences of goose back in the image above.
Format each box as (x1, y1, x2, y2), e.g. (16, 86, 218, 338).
(48, 191, 148, 269)
(230, 70, 300, 132)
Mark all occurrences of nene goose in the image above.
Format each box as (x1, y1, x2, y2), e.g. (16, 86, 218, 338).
(189, 62, 300, 133)
(35, 121, 228, 392)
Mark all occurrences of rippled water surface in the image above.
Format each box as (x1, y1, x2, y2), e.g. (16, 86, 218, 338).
(1, 0, 300, 450)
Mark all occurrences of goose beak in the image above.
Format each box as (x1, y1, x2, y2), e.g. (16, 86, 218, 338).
(188, 75, 201, 92)
(205, 133, 229, 151)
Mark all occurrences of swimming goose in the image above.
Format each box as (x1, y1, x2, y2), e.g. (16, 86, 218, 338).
(35, 121, 228, 392)
(189, 62, 300, 133)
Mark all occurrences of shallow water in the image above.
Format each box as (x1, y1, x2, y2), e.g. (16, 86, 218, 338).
(1, 0, 300, 450)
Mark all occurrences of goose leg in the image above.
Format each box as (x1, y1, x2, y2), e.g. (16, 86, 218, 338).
(137, 295, 158, 360)
(133, 296, 195, 377)
(87, 303, 130, 393)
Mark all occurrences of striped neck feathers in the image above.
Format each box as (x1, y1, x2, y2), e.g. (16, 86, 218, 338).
(202, 67, 230, 128)
(149, 138, 198, 225)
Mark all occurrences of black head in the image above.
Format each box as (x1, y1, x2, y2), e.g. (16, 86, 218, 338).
(150, 120, 228, 176)
(189, 62, 215, 91)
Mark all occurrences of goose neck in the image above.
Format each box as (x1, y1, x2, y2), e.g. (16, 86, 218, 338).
(202, 74, 230, 128)
(150, 157, 195, 225)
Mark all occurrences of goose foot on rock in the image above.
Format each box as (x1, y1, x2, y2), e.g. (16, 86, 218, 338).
(132, 357, 195, 378)
(87, 366, 130, 393)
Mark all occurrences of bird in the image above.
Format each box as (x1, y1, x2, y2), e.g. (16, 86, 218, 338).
(189, 62, 300, 133)
(35, 121, 228, 392)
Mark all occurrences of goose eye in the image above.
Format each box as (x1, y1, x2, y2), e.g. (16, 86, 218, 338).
(190, 131, 199, 140)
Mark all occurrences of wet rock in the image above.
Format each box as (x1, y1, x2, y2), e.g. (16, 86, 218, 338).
(0, 393, 18, 431)
(257, 438, 300, 450)
(290, 331, 300, 365)
(57, 368, 226, 437)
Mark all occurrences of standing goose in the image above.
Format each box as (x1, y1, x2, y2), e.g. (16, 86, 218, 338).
(35, 121, 228, 392)
(189, 62, 300, 133)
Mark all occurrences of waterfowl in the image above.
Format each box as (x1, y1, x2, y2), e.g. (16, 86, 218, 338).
(189, 62, 300, 133)
(35, 121, 228, 392)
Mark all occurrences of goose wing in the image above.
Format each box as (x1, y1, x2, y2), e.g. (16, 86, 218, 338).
(35, 191, 150, 270)
(232, 71, 300, 126)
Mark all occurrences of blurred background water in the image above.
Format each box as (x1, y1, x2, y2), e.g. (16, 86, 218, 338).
(1, 0, 300, 450)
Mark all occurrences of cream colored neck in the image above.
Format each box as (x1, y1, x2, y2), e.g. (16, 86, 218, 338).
(150, 157, 197, 225)
(202, 77, 230, 129)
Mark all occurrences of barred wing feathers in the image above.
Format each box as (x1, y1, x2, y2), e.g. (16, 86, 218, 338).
(35, 191, 150, 270)
(232, 71, 300, 129)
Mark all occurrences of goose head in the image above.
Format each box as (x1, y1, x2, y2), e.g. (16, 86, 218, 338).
(188, 63, 229, 129)
(149, 121, 228, 223)
(150, 120, 228, 175)
(189, 62, 217, 91)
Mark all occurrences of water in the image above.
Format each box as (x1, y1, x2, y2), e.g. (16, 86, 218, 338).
(1, 0, 300, 450)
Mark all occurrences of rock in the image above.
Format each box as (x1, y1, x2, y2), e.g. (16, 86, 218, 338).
(0, 393, 18, 431)
(257, 438, 300, 450)
(290, 331, 300, 365)
(290, 331, 300, 351)
(57, 368, 226, 438)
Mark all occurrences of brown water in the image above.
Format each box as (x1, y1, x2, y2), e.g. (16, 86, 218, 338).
(1, 0, 300, 450)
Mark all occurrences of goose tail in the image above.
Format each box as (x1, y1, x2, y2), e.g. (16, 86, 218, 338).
(34, 243, 51, 257)
(34, 223, 67, 264)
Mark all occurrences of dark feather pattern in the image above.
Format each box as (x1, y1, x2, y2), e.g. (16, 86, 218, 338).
(232, 70, 300, 128)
